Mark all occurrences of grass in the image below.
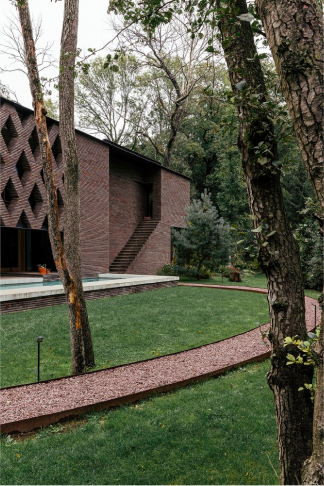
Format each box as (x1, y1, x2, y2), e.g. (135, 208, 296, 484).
(304, 288, 321, 299)
(181, 271, 321, 299)
(180, 271, 268, 288)
(0, 286, 269, 387)
(0, 361, 280, 485)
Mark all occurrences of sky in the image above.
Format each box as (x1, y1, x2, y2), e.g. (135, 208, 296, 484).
(0, 0, 113, 109)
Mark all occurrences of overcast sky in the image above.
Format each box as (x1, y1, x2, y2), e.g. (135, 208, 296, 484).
(0, 0, 112, 109)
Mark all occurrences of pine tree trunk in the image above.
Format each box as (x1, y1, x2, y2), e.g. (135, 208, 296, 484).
(255, 2, 324, 482)
(216, 0, 314, 483)
(59, 0, 95, 369)
(17, 0, 93, 374)
(251, 2, 324, 223)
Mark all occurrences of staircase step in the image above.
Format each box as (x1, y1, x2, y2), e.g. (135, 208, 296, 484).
(109, 218, 160, 272)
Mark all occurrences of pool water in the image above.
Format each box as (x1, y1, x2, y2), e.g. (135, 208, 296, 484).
(0, 277, 118, 291)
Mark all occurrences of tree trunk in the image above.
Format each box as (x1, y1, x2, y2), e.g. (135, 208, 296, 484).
(255, 2, 324, 482)
(163, 103, 185, 168)
(253, 2, 324, 218)
(216, 0, 314, 483)
(59, 0, 95, 369)
(17, 0, 94, 374)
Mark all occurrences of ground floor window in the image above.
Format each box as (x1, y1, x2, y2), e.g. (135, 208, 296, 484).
(1, 227, 56, 272)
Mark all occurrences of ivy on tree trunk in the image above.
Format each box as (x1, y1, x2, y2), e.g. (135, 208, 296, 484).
(216, 0, 314, 483)
(255, 1, 323, 482)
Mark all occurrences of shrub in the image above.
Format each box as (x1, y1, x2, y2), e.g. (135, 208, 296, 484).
(157, 263, 212, 280)
(295, 213, 323, 291)
(172, 190, 231, 278)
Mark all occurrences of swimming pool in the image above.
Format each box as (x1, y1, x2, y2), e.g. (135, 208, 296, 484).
(0, 276, 119, 291)
(0, 274, 179, 313)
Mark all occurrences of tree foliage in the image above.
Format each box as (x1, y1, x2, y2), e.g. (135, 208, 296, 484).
(173, 190, 231, 278)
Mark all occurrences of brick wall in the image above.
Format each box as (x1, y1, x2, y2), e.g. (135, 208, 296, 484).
(0, 101, 61, 230)
(77, 135, 110, 274)
(109, 157, 162, 264)
(0, 99, 110, 275)
(1, 98, 190, 278)
(127, 169, 190, 274)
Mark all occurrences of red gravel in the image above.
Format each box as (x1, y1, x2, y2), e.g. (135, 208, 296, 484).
(0, 287, 320, 432)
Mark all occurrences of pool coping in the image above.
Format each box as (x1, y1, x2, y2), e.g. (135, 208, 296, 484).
(0, 275, 179, 302)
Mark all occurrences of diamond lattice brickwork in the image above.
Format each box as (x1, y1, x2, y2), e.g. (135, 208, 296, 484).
(15, 151, 31, 186)
(1, 178, 19, 214)
(0, 99, 64, 230)
(52, 135, 62, 166)
(16, 210, 31, 228)
(28, 127, 40, 156)
(1, 115, 18, 153)
(28, 183, 43, 217)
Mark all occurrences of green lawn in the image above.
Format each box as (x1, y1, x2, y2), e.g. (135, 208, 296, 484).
(181, 271, 268, 288)
(181, 272, 321, 299)
(0, 361, 279, 485)
(304, 288, 321, 299)
(1, 286, 269, 387)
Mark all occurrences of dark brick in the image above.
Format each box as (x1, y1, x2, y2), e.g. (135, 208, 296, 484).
(0, 98, 190, 276)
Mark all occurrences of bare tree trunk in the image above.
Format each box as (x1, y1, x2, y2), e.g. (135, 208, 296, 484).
(59, 0, 95, 369)
(164, 103, 185, 167)
(17, 0, 94, 374)
(216, 0, 314, 483)
(255, 2, 324, 482)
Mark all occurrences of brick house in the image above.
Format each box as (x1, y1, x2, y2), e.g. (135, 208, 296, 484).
(0, 97, 190, 276)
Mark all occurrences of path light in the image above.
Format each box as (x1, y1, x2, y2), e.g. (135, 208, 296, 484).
(37, 336, 43, 382)
(311, 303, 317, 328)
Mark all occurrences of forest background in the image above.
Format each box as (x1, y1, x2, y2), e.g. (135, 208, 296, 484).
(0, 1, 322, 288)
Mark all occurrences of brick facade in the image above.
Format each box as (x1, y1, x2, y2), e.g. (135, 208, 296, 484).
(78, 135, 110, 274)
(127, 170, 190, 274)
(1, 97, 190, 276)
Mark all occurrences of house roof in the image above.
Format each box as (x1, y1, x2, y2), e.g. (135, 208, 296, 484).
(0, 96, 190, 181)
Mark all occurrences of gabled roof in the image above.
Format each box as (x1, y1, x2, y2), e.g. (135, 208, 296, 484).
(0, 96, 190, 180)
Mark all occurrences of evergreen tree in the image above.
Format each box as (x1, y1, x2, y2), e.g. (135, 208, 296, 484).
(173, 190, 230, 278)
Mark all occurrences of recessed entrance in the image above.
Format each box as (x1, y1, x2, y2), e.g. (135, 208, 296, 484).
(144, 183, 153, 218)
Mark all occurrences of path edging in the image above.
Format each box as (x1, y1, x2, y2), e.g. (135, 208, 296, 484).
(1, 287, 318, 435)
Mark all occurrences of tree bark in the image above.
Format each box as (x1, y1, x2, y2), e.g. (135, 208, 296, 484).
(252, 1, 324, 208)
(17, 0, 94, 374)
(164, 102, 185, 167)
(255, 2, 324, 482)
(216, 0, 314, 483)
(59, 0, 95, 369)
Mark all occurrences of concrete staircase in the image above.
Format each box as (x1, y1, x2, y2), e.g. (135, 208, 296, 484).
(109, 218, 159, 273)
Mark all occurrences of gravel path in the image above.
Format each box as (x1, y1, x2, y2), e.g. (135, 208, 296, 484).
(0, 286, 320, 432)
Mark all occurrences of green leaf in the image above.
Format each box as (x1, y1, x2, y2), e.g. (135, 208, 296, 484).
(284, 336, 293, 345)
(237, 13, 254, 22)
(252, 226, 263, 233)
(298, 387, 304, 392)
(258, 157, 268, 165)
(266, 230, 277, 238)
(307, 332, 317, 339)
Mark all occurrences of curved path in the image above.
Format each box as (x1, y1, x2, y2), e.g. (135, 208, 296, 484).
(0, 286, 320, 434)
